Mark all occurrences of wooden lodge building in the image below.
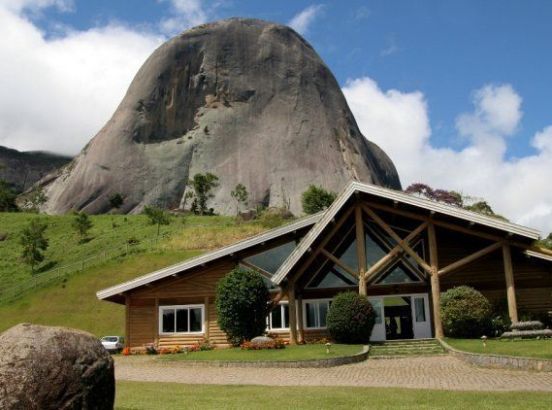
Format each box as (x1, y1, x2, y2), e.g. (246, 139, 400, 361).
(97, 182, 552, 348)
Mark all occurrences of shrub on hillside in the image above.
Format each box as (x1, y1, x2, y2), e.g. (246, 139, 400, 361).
(440, 286, 493, 338)
(216, 268, 271, 346)
(326, 292, 376, 343)
(301, 185, 337, 214)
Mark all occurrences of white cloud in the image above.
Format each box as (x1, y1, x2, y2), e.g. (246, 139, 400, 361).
(288, 4, 323, 35)
(0, 3, 164, 155)
(158, 0, 208, 35)
(343, 78, 552, 234)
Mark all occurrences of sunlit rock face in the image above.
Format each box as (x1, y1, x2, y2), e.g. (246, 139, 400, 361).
(43, 18, 401, 215)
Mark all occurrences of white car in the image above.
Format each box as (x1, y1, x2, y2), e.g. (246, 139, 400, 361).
(100, 336, 124, 353)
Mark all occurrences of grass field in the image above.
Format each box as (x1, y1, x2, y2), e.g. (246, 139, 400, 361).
(445, 338, 552, 359)
(0, 212, 270, 336)
(115, 382, 552, 410)
(160, 344, 363, 362)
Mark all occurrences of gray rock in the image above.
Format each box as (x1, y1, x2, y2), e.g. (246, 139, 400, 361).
(42, 18, 401, 216)
(0, 323, 114, 410)
(251, 336, 275, 345)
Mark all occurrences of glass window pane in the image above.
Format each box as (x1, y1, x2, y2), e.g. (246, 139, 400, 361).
(377, 263, 420, 285)
(283, 304, 289, 328)
(176, 309, 189, 332)
(271, 305, 283, 329)
(190, 308, 202, 332)
(319, 302, 329, 328)
(415, 298, 426, 322)
(338, 240, 358, 272)
(244, 241, 296, 274)
(306, 303, 316, 328)
(162, 309, 175, 333)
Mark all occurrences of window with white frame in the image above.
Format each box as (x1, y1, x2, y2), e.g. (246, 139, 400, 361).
(303, 299, 332, 329)
(268, 302, 289, 330)
(159, 305, 204, 334)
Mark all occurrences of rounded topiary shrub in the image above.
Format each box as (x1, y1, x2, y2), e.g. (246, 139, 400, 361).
(440, 286, 493, 338)
(326, 292, 376, 343)
(216, 268, 271, 346)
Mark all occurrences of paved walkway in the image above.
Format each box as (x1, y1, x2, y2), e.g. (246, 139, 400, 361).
(115, 355, 552, 392)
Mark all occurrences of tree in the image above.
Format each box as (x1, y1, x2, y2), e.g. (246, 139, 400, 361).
(301, 185, 337, 214)
(188, 173, 219, 215)
(72, 211, 93, 240)
(109, 193, 124, 210)
(22, 187, 47, 212)
(230, 183, 248, 215)
(215, 268, 271, 346)
(144, 206, 170, 236)
(19, 219, 49, 273)
(0, 179, 18, 212)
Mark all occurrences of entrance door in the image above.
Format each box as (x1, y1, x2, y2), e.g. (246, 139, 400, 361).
(368, 293, 431, 341)
(411, 294, 431, 339)
(367, 297, 385, 341)
(384, 296, 414, 340)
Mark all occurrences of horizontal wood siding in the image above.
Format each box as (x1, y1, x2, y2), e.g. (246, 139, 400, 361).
(127, 260, 235, 348)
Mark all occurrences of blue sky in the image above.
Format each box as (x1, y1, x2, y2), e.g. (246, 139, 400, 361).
(1, 0, 552, 232)
(31, 0, 552, 159)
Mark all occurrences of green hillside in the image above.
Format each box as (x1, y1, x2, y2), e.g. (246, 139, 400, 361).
(0, 212, 268, 336)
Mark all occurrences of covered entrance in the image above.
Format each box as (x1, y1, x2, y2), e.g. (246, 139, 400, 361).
(368, 293, 431, 341)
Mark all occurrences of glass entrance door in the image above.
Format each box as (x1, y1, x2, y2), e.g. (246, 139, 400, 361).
(368, 293, 431, 341)
(384, 296, 413, 340)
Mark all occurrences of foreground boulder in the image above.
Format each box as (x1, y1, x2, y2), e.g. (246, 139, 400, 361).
(0, 323, 114, 410)
(42, 18, 401, 216)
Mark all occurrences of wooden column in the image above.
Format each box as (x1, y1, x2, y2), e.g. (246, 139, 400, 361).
(154, 297, 159, 346)
(204, 296, 210, 340)
(297, 295, 305, 343)
(427, 222, 444, 339)
(502, 244, 519, 323)
(125, 295, 131, 348)
(355, 206, 367, 295)
(287, 281, 298, 345)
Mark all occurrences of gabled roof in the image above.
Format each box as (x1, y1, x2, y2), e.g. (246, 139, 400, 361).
(271, 181, 542, 285)
(96, 212, 322, 301)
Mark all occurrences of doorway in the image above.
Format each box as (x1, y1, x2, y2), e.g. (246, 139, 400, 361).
(368, 293, 431, 341)
(384, 296, 413, 340)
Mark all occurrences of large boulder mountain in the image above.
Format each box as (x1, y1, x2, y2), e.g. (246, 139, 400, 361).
(0, 146, 70, 193)
(43, 18, 401, 215)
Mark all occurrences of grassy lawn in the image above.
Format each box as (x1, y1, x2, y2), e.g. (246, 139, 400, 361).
(160, 344, 363, 362)
(445, 338, 552, 359)
(115, 382, 552, 410)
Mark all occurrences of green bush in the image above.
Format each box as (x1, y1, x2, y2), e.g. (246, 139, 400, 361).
(216, 268, 271, 346)
(301, 185, 337, 214)
(326, 292, 375, 343)
(440, 286, 493, 338)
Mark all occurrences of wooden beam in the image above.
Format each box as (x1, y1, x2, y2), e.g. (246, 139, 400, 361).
(427, 222, 444, 339)
(287, 280, 298, 345)
(364, 221, 428, 284)
(503, 244, 519, 323)
(297, 295, 305, 343)
(367, 201, 530, 247)
(125, 295, 131, 349)
(154, 297, 159, 347)
(438, 241, 503, 276)
(362, 205, 433, 275)
(240, 260, 274, 280)
(320, 248, 357, 277)
(204, 296, 210, 340)
(355, 206, 367, 295)
(289, 207, 354, 283)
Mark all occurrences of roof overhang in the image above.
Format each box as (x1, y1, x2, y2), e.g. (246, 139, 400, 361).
(272, 181, 542, 285)
(96, 212, 322, 302)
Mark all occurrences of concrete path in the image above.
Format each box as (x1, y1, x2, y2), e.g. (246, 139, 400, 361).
(115, 355, 552, 392)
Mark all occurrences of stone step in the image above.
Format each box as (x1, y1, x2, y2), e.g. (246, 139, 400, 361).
(369, 339, 445, 357)
(371, 346, 443, 352)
